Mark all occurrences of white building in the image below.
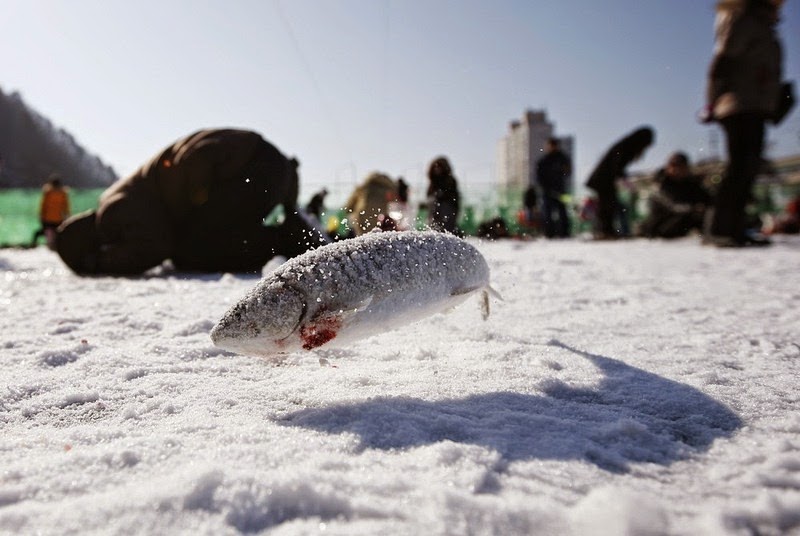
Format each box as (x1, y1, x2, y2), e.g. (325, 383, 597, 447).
(496, 109, 574, 196)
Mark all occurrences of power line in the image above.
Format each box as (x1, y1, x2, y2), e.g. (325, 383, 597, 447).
(274, 0, 354, 168)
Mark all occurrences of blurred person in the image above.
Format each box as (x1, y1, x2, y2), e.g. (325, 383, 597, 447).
(476, 216, 510, 240)
(426, 156, 461, 233)
(56, 128, 327, 275)
(586, 126, 654, 239)
(397, 177, 409, 203)
(536, 137, 572, 238)
(343, 172, 399, 235)
(31, 175, 70, 249)
(306, 187, 328, 222)
(521, 185, 541, 235)
(638, 152, 711, 238)
(703, 0, 788, 247)
(764, 194, 800, 234)
(388, 177, 413, 231)
(577, 196, 599, 234)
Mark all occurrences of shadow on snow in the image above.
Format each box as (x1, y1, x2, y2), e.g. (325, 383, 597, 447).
(281, 340, 743, 473)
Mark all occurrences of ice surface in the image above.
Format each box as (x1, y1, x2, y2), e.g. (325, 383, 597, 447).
(1, 236, 800, 535)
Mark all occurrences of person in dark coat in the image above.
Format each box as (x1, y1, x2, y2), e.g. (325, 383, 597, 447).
(703, 0, 785, 247)
(476, 217, 510, 240)
(638, 152, 711, 238)
(522, 185, 540, 232)
(397, 177, 409, 204)
(306, 188, 328, 221)
(585, 126, 654, 238)
(56, 128, 327, 275)
(536, 137, 572, 238)
(426, 156, 460, 234)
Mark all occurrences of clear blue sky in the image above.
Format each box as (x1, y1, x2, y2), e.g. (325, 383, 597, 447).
(2, 0, 799, 203)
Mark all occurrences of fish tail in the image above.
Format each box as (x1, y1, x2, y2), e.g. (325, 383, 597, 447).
(487, 286, 503, 301)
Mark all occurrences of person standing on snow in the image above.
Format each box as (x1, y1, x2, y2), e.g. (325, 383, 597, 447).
(31, 175, 70, 249)
(536, 137, 572, 238)
(703, 0, 790, 247)
(306, 188, 328, 222)
(426, 156, 461, 234)
(585, 127, 654, 239)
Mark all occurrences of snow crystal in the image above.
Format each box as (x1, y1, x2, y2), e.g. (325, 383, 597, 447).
(1, 236, 799, 534)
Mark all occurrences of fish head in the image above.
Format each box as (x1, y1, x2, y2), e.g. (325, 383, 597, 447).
(210, 282, 306, 357)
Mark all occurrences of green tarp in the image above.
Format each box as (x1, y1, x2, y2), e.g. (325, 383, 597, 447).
(0, 189, 104, 246)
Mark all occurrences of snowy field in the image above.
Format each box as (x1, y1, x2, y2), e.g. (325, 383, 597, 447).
(1, 235, 799, 535)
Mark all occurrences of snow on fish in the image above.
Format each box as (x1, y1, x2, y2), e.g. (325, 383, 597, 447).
(210, 230, 495, 358)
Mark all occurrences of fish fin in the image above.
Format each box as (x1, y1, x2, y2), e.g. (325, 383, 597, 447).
(299, 298, 373, 351)
(354, 296, 373, 313)
(481, 289, 490, 320)
(487, 286, 503, 301)
(451, 285, 481, 297)
(480, 286, 502, 320)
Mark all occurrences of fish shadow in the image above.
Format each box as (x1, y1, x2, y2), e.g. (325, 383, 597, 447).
(281, 340, 743, 473)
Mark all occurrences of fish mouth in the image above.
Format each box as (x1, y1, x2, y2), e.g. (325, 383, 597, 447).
(210, 284, 307, 352)
(209, 322, 240, 348)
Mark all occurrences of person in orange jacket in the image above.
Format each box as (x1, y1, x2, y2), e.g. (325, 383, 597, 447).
(31, 176, 70, 248)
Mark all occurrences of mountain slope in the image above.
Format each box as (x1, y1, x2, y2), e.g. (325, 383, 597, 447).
(0, 87, 117, 188)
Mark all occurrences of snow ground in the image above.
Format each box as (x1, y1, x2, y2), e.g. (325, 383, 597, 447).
(1, 236, 799, 535)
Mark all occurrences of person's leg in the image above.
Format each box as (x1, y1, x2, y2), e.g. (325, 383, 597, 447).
(441, 203, 458, 233)
(735, 116, 765, 240)
(616, 202, 630, 237)
(429, 202, 457, 233)
(31, 226, 45, 246)
(555, 199, 571, 237)
(595, 187, 616, 237)
(541, 194, 555, 238)
(709, 114, 765, 242)
(659, 212, 695, 238)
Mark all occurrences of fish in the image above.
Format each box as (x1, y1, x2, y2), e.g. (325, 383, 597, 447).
(210, 230, 495, 357)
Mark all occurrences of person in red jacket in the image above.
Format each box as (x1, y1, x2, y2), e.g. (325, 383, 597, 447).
(31, 176, 70, 249)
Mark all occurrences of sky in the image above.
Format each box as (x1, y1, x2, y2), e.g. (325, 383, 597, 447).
(2, 0, 799, 204)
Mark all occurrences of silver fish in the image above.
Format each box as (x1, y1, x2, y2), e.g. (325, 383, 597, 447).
(210, 230, 494, 357)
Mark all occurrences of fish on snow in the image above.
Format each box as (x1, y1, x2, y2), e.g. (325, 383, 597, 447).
(210, 230, 496, 357)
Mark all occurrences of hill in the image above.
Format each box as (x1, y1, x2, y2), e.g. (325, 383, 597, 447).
(0, 87, 117, 188)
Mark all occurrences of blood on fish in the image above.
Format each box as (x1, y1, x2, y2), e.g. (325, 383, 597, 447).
(300, 313, 341, 350)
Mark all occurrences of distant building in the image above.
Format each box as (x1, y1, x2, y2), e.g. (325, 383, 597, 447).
(496, 109, 575, 195)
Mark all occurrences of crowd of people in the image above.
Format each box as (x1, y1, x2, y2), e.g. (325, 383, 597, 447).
(316, 0, 793, 248)
(524, 0, 794, 247)
(307, 155, 462, 240)
(45, 129, 473, 276)
(20, 0, 795, 276)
